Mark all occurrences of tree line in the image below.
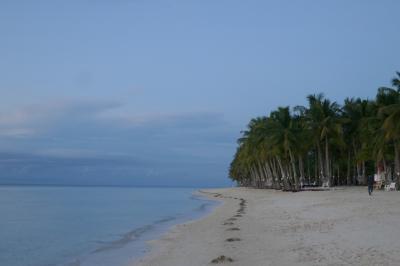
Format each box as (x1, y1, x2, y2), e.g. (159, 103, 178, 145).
(229, 72, 400, 191)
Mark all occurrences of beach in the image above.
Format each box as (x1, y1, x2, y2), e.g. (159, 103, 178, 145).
(134, 187, 400, 266)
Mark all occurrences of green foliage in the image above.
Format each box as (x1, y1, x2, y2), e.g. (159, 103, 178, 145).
(229, 72, 400, 189)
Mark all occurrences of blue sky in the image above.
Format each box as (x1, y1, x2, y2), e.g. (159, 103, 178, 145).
(0, 0, 399, 186)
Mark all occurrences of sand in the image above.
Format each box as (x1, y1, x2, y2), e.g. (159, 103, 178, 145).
(133, 187, 400, 266)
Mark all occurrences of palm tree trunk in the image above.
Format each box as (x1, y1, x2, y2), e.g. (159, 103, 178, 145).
(394, 142, 400, 188)
(325, 136, 330, 186)
(307, 154, 311, 184)
(317, 142, 324, 185)
(284, 163, 292, 190)
(260, 161, 270, 188)
(257, 161, 265, 188)
(383, 158, 388, 183)
(314, 149, 318, 185)
(288, 148, 299, 191)
(256, 165, 263, 188)
(276, 156, 289, 190)
(362, 160, 366, 185)
(356, 163, 361, 185)
(346, 150, 351, 185)
(264, 162, 273, 188)
(299, 154, 305, 189)
(250, 166, 258, 187)
(353, 164, 357, 185)
(271, 158, 281, 190)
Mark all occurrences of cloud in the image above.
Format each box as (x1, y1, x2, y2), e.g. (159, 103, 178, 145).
(0, 100, 121, 137)
(0, 100, 234, 151)
(0, 100, 226, 137)
(0, 99, 236, 186)
(115, 112, 225, 127)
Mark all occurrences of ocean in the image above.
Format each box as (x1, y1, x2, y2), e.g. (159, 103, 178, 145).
(0, 185, 218, 266)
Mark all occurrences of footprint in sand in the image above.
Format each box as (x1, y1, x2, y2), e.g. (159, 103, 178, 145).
(226, 227, 240, 231)
(210, 255, 234, 264)
(225, 237, 241, 242)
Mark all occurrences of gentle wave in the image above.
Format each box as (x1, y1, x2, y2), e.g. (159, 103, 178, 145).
(92, 216, 177, 253)
(0, 186, 219, 266)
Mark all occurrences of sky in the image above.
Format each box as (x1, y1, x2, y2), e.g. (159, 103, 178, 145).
(0, 0, 399, 187)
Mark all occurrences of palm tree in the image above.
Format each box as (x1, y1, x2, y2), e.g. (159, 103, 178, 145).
(342, 98, 361, 184)
(229, 71, 399, 191)
(391, 71, 400, 91)
(293, 106, 312, 186)
(234, 117, 270, 188)
(378, 87, 400, 186)
(305, 94, 342, 186)
(267, 107, 300, 190)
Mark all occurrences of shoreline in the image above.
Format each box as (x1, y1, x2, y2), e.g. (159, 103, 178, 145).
(124, 189, 222, 266)
(63, 187, 220, 266)
(131, 188, 234, 266)
(132, 187, 400, 266)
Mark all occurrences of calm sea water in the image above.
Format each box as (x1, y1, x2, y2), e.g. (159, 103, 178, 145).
(0, 186, 218, 266)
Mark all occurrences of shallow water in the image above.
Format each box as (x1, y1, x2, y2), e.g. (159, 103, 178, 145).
(0, 186, 217, 266)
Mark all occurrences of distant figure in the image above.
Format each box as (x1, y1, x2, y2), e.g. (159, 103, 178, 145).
(367, 175, 374, 196)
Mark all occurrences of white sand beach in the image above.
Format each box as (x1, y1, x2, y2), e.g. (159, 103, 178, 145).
(134, 187, 400, 266)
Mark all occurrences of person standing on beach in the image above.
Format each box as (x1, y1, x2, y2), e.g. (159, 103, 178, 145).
(367, 175, 374, 196)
